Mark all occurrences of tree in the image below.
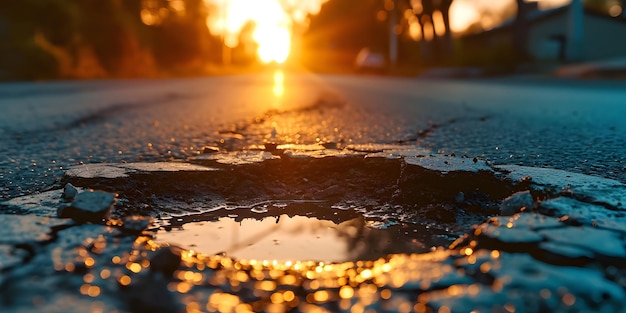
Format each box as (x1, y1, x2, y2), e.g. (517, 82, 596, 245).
(303, 0, 388, 70)
(405, 0, 455, 64)
(147, 0, 213, 69)
(0, 0, 220, 80)
(0, 0, 72, 80)
(439, 0, 454, 56)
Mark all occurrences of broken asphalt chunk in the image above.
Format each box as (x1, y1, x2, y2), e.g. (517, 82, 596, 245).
(405, 155, 492, 173)
(0, 244, 29, 284)
(62, 183, 78, 201)
(467, 213, 564, 252)
(499, 191, 534, 216)
(539, 197, 626, 233)
(496, 165, 626, 210)
(122, 215, 153, 233)
(451, 252, 626, 312)
(1, 187, 84, 217)
(201, 146, 220, 154)
(58, 190, 117, 223)
(538, 226, 626, 259)
(0, 214, 72, 244)
(65, 162, 218, 179)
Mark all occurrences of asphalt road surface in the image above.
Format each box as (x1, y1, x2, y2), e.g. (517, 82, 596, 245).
(2, 71, 626, 199)
(1, 71, 626, 313)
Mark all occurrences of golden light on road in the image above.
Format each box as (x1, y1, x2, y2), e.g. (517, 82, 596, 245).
(273, 70, 285, 97)
(206, 0, 329, 63)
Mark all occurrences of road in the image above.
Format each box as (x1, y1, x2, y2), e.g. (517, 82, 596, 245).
(1, 71, 625, 199)
(1, 72, 626, 312)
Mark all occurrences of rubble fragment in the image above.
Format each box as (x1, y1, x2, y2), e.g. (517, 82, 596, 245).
(500, 190, 534, 216)
(121, 215, 153, 233)
(58, 190, 117, 223)
(0, 214, 72, 244)
(62, 183, 78, 201)
(405, 155, 492, 173)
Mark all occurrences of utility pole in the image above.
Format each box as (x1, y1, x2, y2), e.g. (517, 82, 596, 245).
(388, 0, 398, 68)
(567, 0, 584, 61)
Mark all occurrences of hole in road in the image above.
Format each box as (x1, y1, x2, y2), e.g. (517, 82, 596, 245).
(65, 151, 518, 262)
(154, 204, 455, 263)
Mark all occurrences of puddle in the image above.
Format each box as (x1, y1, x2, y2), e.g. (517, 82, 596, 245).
(155, 214, 453, 262)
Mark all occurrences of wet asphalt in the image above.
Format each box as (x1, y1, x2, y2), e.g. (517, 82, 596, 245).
(1, 71, 626, 312)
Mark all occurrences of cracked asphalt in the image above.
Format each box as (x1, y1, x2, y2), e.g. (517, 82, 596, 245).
(1, 71, 626, 312)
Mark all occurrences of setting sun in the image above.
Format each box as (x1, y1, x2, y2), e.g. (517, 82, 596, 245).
(255, 23, 291, 63)
(205, 0, 324, 64)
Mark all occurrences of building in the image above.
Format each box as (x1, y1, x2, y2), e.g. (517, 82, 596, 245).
(460, 2, 626, 64)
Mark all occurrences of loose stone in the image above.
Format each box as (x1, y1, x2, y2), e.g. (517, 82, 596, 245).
(122, 215, 153, 233)
(58, 190, 117, 223)
(61, 183, 78, 201)
(202, 146, 219, 154)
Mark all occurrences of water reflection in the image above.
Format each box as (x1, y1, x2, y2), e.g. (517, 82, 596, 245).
(156, 214, 451, 262)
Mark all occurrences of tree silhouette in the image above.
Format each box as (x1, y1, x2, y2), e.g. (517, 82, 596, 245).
(0, 0, 218, 80)
(439, 0, 454, 56)
(405, 0, 455, 64)
(303, 0, 388, 70)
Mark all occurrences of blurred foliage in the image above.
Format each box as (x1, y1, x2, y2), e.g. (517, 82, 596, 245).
(2, 0, 623, 80)
(586, 0, 626, 13)
(302, 0, 459, 71)
(302, 0, 390, 71)
(0, 0, 65, 80)
(0, 0, 218, 80)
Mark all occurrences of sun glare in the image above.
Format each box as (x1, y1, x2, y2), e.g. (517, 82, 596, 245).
(256, 24, 291, 63)
(206, 0, 327, 64)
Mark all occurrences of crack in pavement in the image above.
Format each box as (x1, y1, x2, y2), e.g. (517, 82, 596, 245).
(215, 93, 346, 146)
(396, 115, 493, 145)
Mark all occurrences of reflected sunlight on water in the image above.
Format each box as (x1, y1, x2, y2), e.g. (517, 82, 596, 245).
(155, 214, 446, 262)
(157, 215, 350, 262)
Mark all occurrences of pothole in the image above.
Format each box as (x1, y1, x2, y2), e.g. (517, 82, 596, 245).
(4, 146, 626, 312)
(56, 147, 521, 263)
(154, 204, 455, 262)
